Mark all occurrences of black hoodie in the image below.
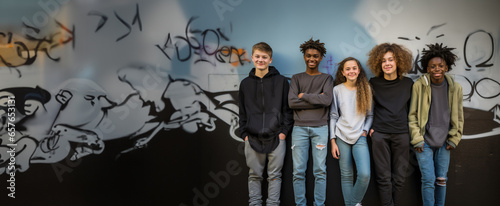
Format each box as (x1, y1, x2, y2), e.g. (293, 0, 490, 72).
(238, 66, 294, 153)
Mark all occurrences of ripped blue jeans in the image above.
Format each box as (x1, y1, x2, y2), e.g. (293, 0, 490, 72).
(415, 142, 450, 206)
(291, 125, 328, 206)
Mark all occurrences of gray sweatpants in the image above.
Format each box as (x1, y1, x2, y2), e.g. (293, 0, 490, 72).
(244, 139, 286, 206)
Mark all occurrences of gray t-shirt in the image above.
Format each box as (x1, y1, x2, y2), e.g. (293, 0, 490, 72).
(425, 79, 450, 148)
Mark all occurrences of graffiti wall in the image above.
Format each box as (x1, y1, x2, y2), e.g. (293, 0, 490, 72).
(1, 0, 499, 205)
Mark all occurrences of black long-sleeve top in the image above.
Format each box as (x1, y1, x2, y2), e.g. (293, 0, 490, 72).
(370, 76, 414, 133)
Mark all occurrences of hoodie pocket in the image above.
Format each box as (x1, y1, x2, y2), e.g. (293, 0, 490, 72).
(246, 113, 280, 139)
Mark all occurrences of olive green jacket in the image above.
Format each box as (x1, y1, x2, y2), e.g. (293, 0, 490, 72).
(408, 74, 464, 148)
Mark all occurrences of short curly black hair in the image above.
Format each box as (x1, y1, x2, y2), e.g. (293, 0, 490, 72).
(300, 38, 326, 57)
(420, 43, 458, 72)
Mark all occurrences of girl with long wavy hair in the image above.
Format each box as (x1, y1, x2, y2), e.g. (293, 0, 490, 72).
(330, 57, 373, 206)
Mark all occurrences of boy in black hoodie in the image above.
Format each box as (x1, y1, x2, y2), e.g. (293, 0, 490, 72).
(239, 42, 294, 206)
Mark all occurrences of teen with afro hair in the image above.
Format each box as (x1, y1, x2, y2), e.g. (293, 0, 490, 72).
(409, 43, 464, 206)
(288, 38, 333, 206)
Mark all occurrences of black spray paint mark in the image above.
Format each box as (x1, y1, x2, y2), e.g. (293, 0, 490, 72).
(88, 3, 142, 42)
(155, 16, 249, 67)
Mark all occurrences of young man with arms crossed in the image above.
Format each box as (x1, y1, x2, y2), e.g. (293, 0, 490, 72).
(288, 38, 334, 206)
(239, 42, 294, 206)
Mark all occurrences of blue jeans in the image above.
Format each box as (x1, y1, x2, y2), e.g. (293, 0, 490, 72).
(336, 136, 371, 206)
(415, 142, 450, 206)
(291, 125, 328, 206)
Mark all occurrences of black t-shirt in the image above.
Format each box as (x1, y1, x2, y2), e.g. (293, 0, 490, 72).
(370, 76, 414, 133)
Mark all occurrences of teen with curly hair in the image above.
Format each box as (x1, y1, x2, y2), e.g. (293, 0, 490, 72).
(288, 38, 334, 206)
(409, 43, 464, 206)
(367, 43, 414, 206)
(330, 57, 373, 206)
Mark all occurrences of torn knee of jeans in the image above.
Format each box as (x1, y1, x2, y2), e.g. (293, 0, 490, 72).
(291, 144, 295, 150)
(315, 144, 326, 150)
(436, 177, 446, 186)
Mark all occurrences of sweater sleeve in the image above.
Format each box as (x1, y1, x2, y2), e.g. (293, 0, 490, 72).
(329, 87, 339, 140)
(288, 74, 334, 109)
(288, 75, 316, 109)
(363, 100, 374, 133)
(300, 75, 334, 107)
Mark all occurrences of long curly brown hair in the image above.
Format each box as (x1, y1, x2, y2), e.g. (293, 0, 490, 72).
(299, 38, 327, 57)
(367, 43, 413, 79)
(334, 57, 372, 114)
